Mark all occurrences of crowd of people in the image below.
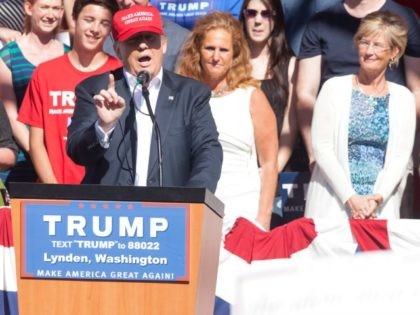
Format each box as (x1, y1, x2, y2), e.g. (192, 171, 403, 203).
(0, 0, 419, 226)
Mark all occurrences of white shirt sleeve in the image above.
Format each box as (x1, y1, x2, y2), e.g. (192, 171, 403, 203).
(94, 120, 115, 149)
(374, 86, 416, 201)
(311, 78, 356, 204)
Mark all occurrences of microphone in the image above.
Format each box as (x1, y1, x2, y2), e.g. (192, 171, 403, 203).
(136, 70, 150, 87)
(137, 71, 163, 187)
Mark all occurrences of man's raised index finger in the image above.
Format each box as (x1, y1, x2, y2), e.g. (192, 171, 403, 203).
(108, 73, 115, 90)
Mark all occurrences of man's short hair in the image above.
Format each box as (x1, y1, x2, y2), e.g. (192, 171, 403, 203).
(72, 0, 119, 20)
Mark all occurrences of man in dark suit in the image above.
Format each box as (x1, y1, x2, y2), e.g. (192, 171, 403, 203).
(67, 5, 222, 192)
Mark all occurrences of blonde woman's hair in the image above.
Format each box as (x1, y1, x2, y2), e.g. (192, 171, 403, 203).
(354, 11, 408, 67)
(177, 11, 258, 90)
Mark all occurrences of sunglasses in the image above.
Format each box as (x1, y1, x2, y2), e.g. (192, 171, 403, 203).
(243, 9, 276, 19)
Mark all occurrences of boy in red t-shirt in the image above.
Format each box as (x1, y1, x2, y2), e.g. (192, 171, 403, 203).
(18, 0, 121, 184)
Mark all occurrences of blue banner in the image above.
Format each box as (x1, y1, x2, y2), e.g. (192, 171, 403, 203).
(272, 172, 310, 226)
(21, 200, 189, 282)
(150, 0, 243, 29)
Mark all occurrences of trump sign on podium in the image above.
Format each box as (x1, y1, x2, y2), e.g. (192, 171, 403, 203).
(21, 200, 190, 282)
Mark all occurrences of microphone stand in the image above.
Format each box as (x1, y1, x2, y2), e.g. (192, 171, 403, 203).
(142, 86, 163, 187)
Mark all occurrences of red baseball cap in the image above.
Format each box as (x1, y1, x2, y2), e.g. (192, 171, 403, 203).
(112, 5, 164, 42)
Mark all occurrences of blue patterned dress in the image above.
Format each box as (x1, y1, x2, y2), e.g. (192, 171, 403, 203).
(348, 89, 390, 195)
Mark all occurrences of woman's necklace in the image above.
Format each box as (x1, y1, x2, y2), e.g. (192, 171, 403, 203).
(211, 84, 229, 98)
(354, 75, 387, 111)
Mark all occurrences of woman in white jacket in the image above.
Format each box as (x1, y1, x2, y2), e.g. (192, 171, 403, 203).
(305, 11, 416, 220)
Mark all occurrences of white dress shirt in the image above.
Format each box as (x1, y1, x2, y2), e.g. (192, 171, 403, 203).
(95, 68, 163, 186)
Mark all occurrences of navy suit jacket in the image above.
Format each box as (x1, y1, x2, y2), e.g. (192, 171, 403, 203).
(67, 68, 222, 192)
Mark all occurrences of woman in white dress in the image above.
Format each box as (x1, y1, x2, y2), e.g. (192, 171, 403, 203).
(177, 12, 278, 232)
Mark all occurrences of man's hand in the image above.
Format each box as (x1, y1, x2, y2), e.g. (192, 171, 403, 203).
(93, 74, 125, 132)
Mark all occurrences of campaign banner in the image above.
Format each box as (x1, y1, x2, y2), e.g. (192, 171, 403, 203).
(150, 0, 243, 29)
(0, 206, 18, 315)
(272, 172, 310, 226)
(20, 200, 189, 282)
